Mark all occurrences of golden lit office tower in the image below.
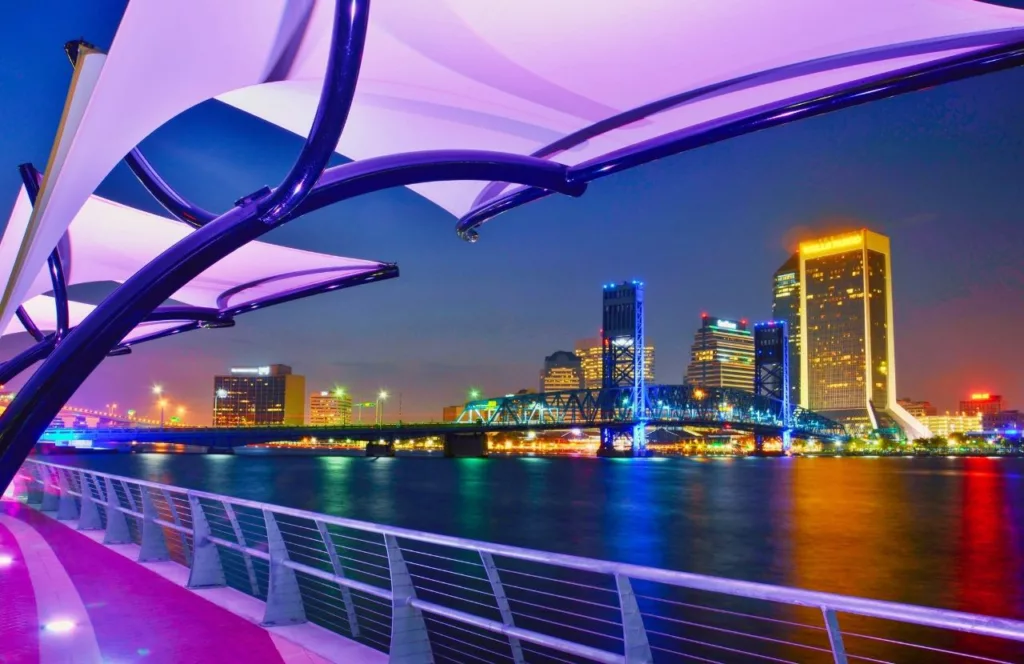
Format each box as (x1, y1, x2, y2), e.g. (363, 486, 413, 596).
(213, 364, 305, 426)
(309, 389, 352, 425)
(574, 337, 654, 389)
(684, 315, 754, 391)
(798, 230, 929, 438)
(540, 350, 584, 392)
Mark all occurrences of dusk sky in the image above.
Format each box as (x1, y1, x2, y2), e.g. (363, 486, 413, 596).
(1, 1, 1022, 424)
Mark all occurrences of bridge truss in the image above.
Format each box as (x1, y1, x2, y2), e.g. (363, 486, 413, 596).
(457, 385, 846, 439)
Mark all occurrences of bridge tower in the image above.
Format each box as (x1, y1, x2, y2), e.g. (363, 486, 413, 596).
(598, 281, 648, 457)
(754, 320, 791, 451)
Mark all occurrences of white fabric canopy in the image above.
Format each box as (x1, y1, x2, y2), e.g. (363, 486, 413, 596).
(2, 0, 1022, 336)
(1, 187, 389, 343)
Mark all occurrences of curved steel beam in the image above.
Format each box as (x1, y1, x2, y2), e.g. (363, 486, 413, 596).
(457, 38, 1024, 239)
(220, 263, 398, 316)
(289, 150, 584, 222)
(0, 337, 54, 386)
(471, 29, 1024, 208)
(13, 308, 44, 343)
(258, 0, 370, 225)
(123, 149, 218, 227)
(17, 163, 70, 340)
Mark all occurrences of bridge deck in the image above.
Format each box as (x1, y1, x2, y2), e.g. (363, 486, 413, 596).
(0, 498, 384, 664)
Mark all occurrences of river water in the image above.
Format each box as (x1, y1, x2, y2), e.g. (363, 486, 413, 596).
(56, 453, 1024, 623)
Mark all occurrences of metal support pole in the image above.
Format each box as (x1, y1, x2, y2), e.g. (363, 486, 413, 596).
(40, 467, 59, 511)
(225, 503, 260, 596)
(316, 520, 360, 638)
(384, 534, 433, 663)
(102, 477, 131, 544)
(822, 607, 849, 664)
(138, 488, 170, 562)
(262, 510, 307, 626)
(616, 575, 653, 664)
(162, 488, 191, 565)
(186, 493, 225, 588)
(480, 552, 524, 664)
(56, 469, 79, 520)
(25, 465, 42, 506)
(78, 472, 102, 530)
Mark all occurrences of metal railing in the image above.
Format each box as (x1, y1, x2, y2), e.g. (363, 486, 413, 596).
(17, 458, 1024, 663)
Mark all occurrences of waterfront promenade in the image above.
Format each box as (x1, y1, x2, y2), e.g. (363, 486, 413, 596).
(0, 497, 383, 663)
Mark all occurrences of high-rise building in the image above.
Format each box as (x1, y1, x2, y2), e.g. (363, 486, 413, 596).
(309, 390, 352, 425)
(897, 398, 937, 418)
(213, 364, 305, 426)
(959, 393, 1003, 417)
(983, 410, 1022, 432)
(575, 337, 654, 389)
(685, 315, 754, 391)
(798, 229, 927, 438)
(772, 253, 801, 406)
(919, 413, 983, 437)
(754, 321, 788, 404)
(540, 351, 583, 392)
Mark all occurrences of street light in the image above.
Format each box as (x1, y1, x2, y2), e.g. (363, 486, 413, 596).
(176, 406, 186, 426)
(468, 388, 481, 401)
(377, 390, 388, 426)
(157, 398, 168, 429)
(152, 385, 163, 396)
(214, 388, 228, 426)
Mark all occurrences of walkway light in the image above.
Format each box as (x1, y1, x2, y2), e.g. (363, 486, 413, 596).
(44, 619, 76, 633)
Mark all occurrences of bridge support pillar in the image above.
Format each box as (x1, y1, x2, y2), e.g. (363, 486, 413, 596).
(365, 440, 395, 457)
(598, 427, 651, 458)
(443, 432, 487, 458)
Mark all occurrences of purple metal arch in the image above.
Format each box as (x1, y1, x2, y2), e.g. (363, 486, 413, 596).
(13, 308, 44, 343)
(16, 163, 71, 340)
(124, 149, 217, 228)
(457, 38, 1024, 240)
(258, 0, 369, 225)
(471, 28, 1024, 208)
(216, 263, 397, 311)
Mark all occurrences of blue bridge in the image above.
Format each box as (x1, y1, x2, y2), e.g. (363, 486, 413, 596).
(37, 385, 845, 455)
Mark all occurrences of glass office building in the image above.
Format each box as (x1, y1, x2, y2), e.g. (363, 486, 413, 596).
(213, 364, 305, 426)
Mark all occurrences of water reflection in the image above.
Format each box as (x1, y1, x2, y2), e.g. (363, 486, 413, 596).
(55, 454, 1024, 619)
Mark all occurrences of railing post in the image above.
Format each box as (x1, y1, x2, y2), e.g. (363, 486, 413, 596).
(225, 503, 259, 596)
(479, 552, 524, 664)
(822, 608, 849, 664)
(384, 534, 433, 664)
(616, 574, 652, 664)
(162, 489, 191, 565)
(103, 477, 131, 544)
(138, 487, 170, 562)
(25, 464, 43, 506)
(316, 520, 360, 638)
(56, 469, 79, 520)
(78, 472, 102, 530)
(40, 466, 59, 511)
(262, 510, 307, 626)
(186, 493, 225, 588)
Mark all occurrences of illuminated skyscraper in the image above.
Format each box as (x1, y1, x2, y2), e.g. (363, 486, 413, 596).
(958, 393, 1003, 417)
(772, 253, 801, 405)
(309, 390, 352, 425)
(798, 229, 927, 438)
(540, 351, 583, 392)
(575, 337, 654, 389)
(213, 364, 305, 426)
(684, 315, 754, 390)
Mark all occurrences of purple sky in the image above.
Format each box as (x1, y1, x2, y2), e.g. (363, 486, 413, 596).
(1, 2, 1022, 424)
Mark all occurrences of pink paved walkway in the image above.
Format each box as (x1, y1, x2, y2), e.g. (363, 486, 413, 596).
(0, 499, 377, 664)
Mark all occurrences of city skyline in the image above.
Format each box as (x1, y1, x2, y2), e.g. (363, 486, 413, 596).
(0, 3, 1022, 424)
